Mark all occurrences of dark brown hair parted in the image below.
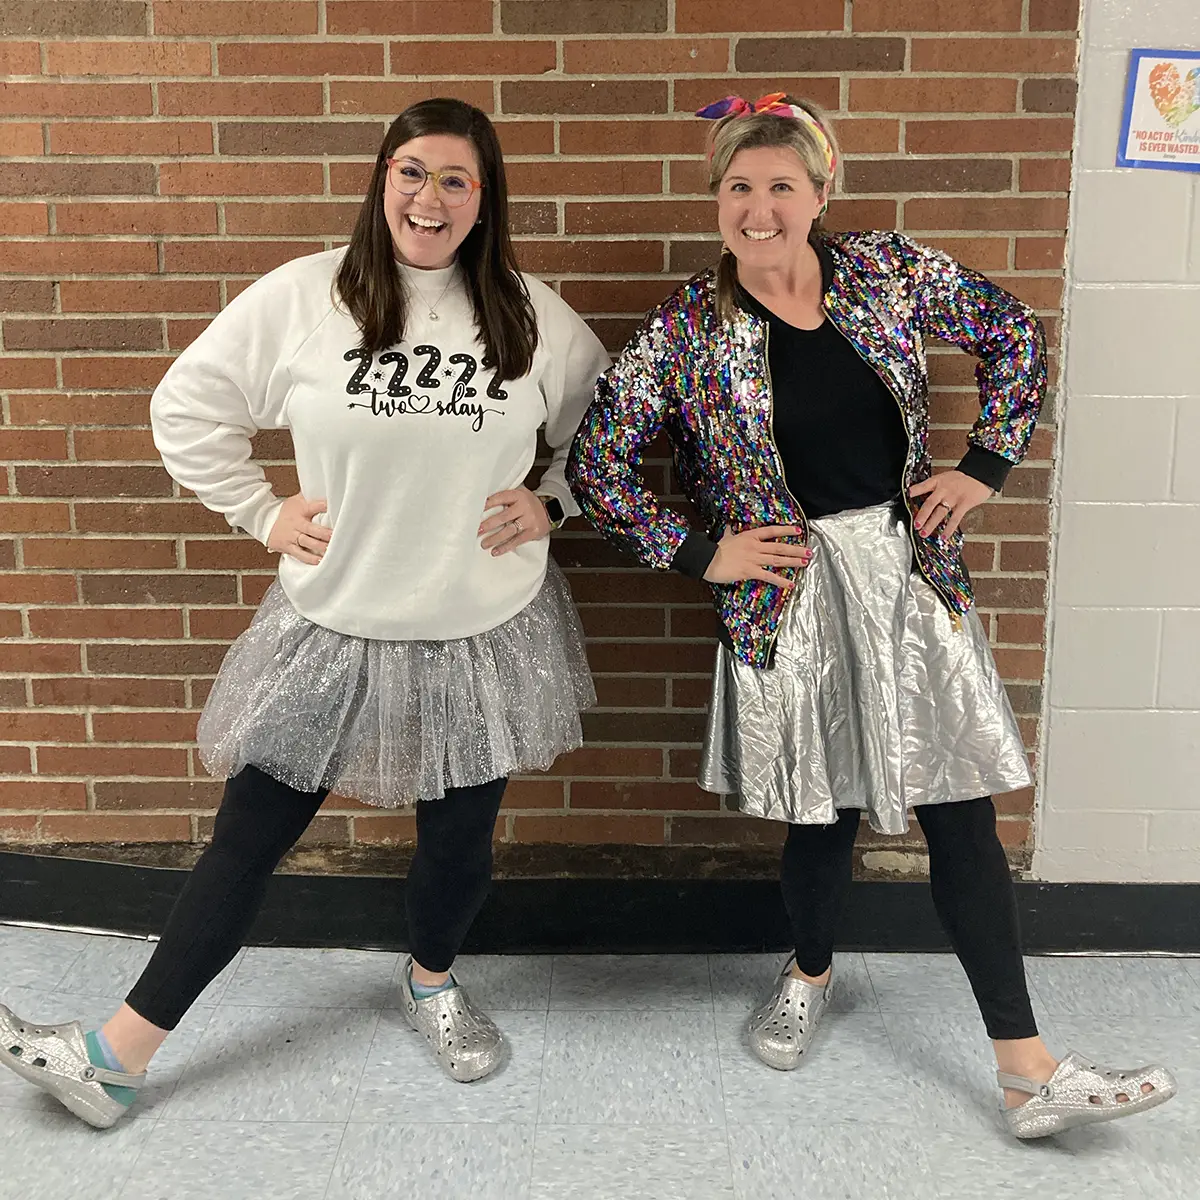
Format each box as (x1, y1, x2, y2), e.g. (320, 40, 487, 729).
(334, 98, 538, 381)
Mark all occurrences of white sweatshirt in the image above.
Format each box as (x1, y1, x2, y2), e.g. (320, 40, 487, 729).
(150, 248, 610, 641)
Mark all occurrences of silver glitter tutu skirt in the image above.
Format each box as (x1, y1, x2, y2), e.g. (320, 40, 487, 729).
(198, 559, 595, 806)
(699, 501, 1031, 835)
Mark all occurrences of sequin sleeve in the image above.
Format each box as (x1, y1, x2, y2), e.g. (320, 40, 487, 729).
(894, 233, 1046, 468)
(566, 314, 692, 571)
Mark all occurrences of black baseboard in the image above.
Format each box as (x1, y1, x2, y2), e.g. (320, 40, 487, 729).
(1, 851, 1197, 954)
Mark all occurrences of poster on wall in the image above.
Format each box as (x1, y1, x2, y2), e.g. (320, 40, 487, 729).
(1117, 48, 1200, 171)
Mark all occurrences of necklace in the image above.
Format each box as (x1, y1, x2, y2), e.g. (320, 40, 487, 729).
(405, 270, 456, 322)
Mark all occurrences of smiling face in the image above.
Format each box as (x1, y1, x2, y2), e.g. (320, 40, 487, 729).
(716, 145, 828, 268)
(383, 133, 483, 270)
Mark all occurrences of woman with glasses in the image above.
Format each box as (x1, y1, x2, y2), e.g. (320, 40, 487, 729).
(0, 98, 608, 1127)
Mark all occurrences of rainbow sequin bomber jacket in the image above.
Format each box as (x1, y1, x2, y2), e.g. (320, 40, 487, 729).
(567, 230, 1047, 669)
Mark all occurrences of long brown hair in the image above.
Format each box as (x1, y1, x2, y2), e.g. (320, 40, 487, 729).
(334, 98, 538, 380)
(706, 95, 840, 322)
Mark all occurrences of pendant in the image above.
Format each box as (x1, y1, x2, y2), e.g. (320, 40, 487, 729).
(429, 312, 439, 321)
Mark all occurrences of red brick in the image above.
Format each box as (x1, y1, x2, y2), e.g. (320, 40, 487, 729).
(0, 814, 39, 840)
(163, 240, 323, 275)
(5, 319, 162, 352)
(494, 121, 556, 156)
(22, 537, 177, 569)
(0, 782, 87, 811)
(37, 746, 189, 777)
(92, 712, 200, 743)
(905, 197, 1068, 231)
(559, 120, 706, 157)
(0, 576, 79, 605)
(60, 357, 173, 389)
(0, 123, 43, 154)
(0, 279, 56, 315)
(570, 781, 717, 811)
(852, 0, 1022, 30)
(565, 200, 713, 235)
(183, 539, 275, 570)
(28, 607, 183, 638)
(851, 77, 1018, 113)
(565, 38, 728, 74)
(0, 240, 159, 275)
(49, 121, 213, 156)
(593, 677, 668, 708)
(911, 36, 1076, 72)
(32, 678, 185, 707)
(95, 781, 222, 810)
(73, 502, 221, 535)
(0, 203, 49, 234)
(1015, 237, 1065, 270)
(999, 540, 1049, 571)
(41, 814, 193, 842)
(510, 814, 665, 844)
(328, 1, 492, 34)
(1019, 158, 1071, 192)
(920, 237, 1010, 271)
(219, 41, 383, 76)
(0, 748, 32, 774)
(503, 79, 667, 115)
(328, 162, 374, 195)
(352, 814, 419, 843)
(670, 815, 786, 846)
(187, 608, 255, 639)
(907, 118, 1074, 154)
(0, 41, 40, 74)
(224, 201, 354, 238)
(56, 202, 218, 235)
(159, 82, 323, 118)
(995, 614, 1045, 645)
(79, 573, 236, 606)
(392, 39, 555, 75)
(677, 0, 841, 31)
(543, 747, 664, 778)
(46, 41, 212, 76)
(0, 503, 71, 533)
(577, 606, 666, 639)
(835, 118, 902, 154)
(0, 83, 153, 117)
(0, 354, 56, 388)
(560, 279, 686, 313)
(499, 779, 566, 810)
(161, 162, 323, 197)
(60, 279, 220, 313)
(16, 465, 171, 498)
(514, 240, 664, 274)
(0, 641, 81, 671)
(331, 80, 493, 115)
(0, 429, 69, 460)
(9, 392, 149, 426)
(506, 160, 663, 197)
(154, 2, 319, 35)
(0, 713, 87, 742)
(824, 199, 900, 232)
(1028, 0, 1079, 32)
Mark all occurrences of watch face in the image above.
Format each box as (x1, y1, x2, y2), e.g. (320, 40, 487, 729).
(544, 498, 565, 524)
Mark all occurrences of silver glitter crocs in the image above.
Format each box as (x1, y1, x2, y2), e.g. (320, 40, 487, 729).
(398, 956, 506, 1083)
(747, 955, 834, 1071)
(0, 1003, 145, 1128)
(1000, 1049, 1176, 1139)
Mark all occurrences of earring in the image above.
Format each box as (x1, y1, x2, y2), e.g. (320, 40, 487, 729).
(819, 202, 829, 216)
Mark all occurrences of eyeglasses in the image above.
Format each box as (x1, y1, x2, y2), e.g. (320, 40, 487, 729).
(386, 158, 484, 208)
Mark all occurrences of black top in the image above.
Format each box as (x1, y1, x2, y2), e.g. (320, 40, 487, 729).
(736, 284, 907, 520)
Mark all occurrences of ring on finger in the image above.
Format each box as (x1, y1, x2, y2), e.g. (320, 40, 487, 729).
(514, 518, 523, 534)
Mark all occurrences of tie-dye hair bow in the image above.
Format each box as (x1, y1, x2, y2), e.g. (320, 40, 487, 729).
(696, 92, 837, 175)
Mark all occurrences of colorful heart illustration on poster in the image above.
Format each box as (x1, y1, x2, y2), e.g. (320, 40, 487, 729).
(1148, 61, 1200, 127)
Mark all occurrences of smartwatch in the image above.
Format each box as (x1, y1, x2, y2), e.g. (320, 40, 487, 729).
(539, 495, 566, 530)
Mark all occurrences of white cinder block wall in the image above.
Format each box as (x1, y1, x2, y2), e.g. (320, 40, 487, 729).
(1036, 0, 1200, 881)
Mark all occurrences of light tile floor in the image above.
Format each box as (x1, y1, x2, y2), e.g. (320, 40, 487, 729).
(1, 926, 1195, 1199)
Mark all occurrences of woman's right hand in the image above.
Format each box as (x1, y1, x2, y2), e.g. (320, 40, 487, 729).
(702, 525, 813, 588)
(266, 493, 331, 564)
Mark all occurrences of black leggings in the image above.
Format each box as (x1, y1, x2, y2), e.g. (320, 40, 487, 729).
(126, 765, 507, 1030)
(781, 796, 1037, 1041)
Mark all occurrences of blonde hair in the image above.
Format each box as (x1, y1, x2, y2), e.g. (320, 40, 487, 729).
(707, 96, 839, 321)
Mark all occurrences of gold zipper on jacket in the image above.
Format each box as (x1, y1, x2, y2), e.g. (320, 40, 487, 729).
(760, 319, 810, 663)
(824, 309, 963, 631)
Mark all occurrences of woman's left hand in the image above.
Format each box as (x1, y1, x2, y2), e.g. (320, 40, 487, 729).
(479, 487, 552, 555)
(909, 470, 994, 539)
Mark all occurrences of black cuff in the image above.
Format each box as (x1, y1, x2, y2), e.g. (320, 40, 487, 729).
(670, 530, 719, 580)
(957, 445, 1014, 493)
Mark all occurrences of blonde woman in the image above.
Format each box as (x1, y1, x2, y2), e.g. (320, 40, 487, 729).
(568, 92, 1175, 1138)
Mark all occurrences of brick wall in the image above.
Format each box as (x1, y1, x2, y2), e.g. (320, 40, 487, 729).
(0, 0, 1077, 866)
